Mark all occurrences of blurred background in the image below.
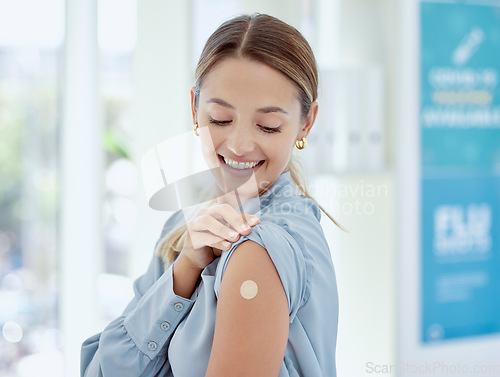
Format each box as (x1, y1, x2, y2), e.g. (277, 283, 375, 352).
(0, 0, 499, 376)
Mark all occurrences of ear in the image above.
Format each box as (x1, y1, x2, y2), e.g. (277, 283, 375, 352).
(190, 86, 198, 124)
(299, 101, 318, 139)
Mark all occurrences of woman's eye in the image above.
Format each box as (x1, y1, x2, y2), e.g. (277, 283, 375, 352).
(209, 118, 232, 126)
(259, 125, 281, 133)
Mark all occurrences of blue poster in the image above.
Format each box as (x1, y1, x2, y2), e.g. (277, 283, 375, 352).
(420, 1, 500, 343)
(422, 175, 500, 342)
(421, 1, 500, 170)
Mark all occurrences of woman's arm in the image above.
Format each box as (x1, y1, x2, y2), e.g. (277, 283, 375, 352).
(81, 251, 200, 377)
(205, 240, 289, 377)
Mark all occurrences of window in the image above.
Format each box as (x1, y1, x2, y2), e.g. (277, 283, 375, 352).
(0, 1, 64, 375)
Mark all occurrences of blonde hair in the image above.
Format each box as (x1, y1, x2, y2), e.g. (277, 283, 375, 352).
(157, 13, 344, 266)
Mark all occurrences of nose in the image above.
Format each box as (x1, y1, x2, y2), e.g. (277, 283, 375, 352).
(226, 123, 255, 156)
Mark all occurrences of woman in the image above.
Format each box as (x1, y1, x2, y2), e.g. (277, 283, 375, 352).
(81, 13, 340, 377)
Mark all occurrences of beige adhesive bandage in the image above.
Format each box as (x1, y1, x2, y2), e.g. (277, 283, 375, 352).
(240, 280, 258, 300)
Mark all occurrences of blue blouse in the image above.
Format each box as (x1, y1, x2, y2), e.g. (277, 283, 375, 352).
(81, 170, 339, 376)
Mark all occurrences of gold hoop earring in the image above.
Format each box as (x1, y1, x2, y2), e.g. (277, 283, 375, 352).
(295, 137, 307, 150)
(193, 123, 199, 136)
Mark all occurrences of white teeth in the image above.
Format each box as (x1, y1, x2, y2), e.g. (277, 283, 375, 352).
(223, 156, 262, 170)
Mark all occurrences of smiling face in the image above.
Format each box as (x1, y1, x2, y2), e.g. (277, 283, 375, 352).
(191, 57, 317, 200)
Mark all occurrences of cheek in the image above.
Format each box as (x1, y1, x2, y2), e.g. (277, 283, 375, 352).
(261, 136, 295, 161)
(200, 123, 224, 143)
(199, 130, 219, 160)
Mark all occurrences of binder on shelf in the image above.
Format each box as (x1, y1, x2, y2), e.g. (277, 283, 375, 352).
(365, 66, 385, 171)
(318, 65, 386, 173)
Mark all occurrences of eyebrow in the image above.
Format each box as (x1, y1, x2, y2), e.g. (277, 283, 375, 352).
(206, 97, 289, 115)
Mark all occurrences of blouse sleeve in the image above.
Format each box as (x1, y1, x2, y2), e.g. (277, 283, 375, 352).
(80, 211, 197, 377)
(213, 218, 309, 324)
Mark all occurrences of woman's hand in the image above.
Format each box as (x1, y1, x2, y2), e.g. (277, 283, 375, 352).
(181, 203, 260, 270)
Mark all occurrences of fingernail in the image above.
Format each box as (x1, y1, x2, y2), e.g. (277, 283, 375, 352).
(229, 231, 239, 238)
(241, 223, 251, 231)
(249, 217, 259, 225)
(222, 241, 231, 248)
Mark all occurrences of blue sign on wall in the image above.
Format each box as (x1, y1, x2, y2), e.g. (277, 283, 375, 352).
(422, 175, 500, 342)
(420, 2, 500, 170)
(420, 1, 500, 343)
